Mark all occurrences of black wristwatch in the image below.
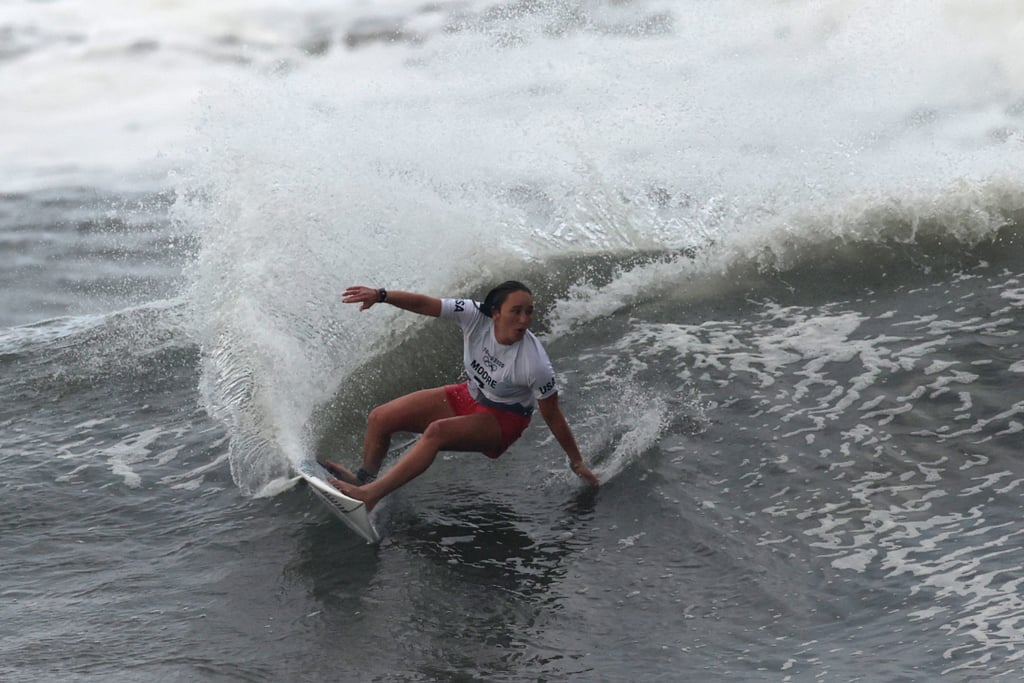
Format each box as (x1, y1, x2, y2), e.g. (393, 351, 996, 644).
(378, 288, 388, 303)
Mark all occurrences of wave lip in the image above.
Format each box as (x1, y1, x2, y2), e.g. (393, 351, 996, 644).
(546, 177, 1024, 337)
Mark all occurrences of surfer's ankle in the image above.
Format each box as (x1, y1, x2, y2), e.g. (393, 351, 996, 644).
(356, 467, 377, 485)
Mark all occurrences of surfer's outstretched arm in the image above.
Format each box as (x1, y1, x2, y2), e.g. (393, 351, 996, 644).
(342, 286, 441, 317)
(537, 393, 600, 487)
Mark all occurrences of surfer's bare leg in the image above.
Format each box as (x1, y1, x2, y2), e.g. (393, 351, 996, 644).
(335, 413, 503, 511)
(360, 387, 454, 475)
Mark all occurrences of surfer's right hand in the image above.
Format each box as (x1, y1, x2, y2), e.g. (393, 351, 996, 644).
(342, 286, 381, 311)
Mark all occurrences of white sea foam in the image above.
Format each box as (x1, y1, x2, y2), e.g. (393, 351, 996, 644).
(6, 0, 1022, 197)
(104, 426, 166, 488)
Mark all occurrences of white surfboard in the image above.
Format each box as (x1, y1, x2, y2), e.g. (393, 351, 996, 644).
(296, 461, 380, 544)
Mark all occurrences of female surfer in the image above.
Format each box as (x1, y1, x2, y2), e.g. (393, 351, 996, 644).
(323, 281, 599, 511)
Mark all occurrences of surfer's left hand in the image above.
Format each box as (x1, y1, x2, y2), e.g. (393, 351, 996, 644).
(342, 286, 380, 311)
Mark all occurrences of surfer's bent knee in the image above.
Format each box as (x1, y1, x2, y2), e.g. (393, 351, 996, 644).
(365, 404, 394, 435)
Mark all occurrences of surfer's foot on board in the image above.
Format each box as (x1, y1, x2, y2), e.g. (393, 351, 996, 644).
(327, 478, 381, 512)
(320, 460, 358, 485)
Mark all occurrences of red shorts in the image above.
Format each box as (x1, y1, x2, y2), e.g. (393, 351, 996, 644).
(443, 382, 532, 459)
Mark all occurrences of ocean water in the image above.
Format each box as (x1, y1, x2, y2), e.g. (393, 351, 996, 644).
(3, 0, 1024, 680)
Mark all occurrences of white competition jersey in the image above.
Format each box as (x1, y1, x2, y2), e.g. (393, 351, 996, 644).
(440, 298, 558, 412)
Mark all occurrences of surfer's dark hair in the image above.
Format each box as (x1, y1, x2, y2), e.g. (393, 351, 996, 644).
(480, 281, 532, 318)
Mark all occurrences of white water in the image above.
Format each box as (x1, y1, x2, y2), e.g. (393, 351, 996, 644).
(7, 0, 1022, 192)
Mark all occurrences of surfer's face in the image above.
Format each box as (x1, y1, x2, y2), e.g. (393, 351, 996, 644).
(493, 290, 533, 345)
